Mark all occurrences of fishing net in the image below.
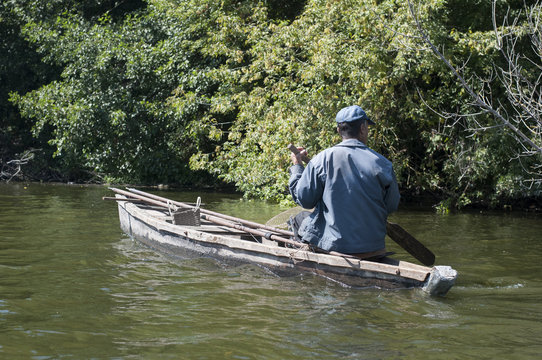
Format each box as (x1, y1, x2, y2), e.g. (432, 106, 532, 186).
(265, 206, 307, 229)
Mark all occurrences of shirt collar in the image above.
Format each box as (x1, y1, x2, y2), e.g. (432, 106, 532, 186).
(336, 138, 367, 148)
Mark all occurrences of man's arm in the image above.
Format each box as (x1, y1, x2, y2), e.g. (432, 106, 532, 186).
(289, 160, 324, 210)
(288, 144, 319, 208)
(384, 169, 401, 213)
(288, 164, 305, 205)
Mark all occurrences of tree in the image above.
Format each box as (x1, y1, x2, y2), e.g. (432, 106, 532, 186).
(7, 0, 540, 209)
(0, 2, 59, 174)
(189, 0, 460, 202)
(407, 0, 541, 207)
(11, 0, 222, 183)
(2, 0, 146, 181)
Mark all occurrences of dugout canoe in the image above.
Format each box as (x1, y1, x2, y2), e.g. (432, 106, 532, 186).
(114, 194, 457, 296)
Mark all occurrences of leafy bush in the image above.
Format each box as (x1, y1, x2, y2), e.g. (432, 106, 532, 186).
(4, 0, 540, 208)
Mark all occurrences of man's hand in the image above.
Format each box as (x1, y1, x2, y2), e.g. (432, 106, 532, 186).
(288, 144, 309, 165)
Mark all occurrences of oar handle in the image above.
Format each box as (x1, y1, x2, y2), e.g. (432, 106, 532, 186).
(287, 143, 299, 154)
(287, 144, 310, 162)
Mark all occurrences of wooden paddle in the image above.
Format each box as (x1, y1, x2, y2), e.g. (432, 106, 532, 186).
(287, 144, 436, 266)
(386, 222, 435, 266)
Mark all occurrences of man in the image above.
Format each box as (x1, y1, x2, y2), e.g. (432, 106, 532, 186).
(288, 105, 400, 258)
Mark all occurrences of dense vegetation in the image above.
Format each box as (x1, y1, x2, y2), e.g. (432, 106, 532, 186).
(1, 0, 541, 209)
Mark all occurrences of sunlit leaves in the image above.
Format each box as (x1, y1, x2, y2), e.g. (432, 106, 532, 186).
(5, 0, 539, 207)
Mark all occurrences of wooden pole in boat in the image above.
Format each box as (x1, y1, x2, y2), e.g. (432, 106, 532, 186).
(287, 144, 436, 266)
(126, 187, 295, 237)
(108, 187, 362, 260)
(108, 187, 297, 244)
(110, 187, 181, 209)
(102, 196, 143, 202)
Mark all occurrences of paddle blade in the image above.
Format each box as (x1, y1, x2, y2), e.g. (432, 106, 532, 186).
(386, 222, 436, 266)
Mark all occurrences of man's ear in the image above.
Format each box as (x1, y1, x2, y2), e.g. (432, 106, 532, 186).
(359, 121, 369, 142)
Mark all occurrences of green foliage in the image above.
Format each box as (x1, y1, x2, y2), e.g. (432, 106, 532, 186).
(11, 1, 217, 183)
(3, 0, 540, 208)
(189, 0, 540, 207)
(0, 2, 58, 163)
(187, 0, 483, 202)
(1, 0, 147, 179)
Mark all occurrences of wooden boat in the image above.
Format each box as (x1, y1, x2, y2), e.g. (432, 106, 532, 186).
(111, 188, 457, 296)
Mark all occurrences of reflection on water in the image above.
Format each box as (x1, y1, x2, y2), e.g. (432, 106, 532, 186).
(0, 183, 541, 359)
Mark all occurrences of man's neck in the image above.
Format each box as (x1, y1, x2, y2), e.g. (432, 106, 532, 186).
(342, 136, 365, 143)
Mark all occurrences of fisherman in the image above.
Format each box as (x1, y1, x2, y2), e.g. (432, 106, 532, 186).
(288, 105, 400, 258)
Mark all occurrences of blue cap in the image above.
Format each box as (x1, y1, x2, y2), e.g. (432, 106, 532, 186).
(335, 105, 375, 125)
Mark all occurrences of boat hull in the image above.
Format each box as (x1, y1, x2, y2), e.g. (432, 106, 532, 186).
(117, 198, 457, 295)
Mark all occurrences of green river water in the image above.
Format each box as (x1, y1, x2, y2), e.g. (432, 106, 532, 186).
(0, 183, 541, 359)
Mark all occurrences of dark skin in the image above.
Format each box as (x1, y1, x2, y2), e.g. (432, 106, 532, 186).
(290, 121, 369, 165)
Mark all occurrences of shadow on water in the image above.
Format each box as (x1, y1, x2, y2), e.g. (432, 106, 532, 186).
(0, 183, 541, 359)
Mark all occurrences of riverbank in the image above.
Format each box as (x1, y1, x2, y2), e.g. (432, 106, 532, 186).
(3, 175, 541, 215)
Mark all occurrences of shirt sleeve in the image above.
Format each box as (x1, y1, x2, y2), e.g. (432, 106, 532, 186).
(384, 167, 400, 213)
(288, 162, 324, 209)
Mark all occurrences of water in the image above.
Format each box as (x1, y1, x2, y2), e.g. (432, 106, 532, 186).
(0, 183, 541, 359)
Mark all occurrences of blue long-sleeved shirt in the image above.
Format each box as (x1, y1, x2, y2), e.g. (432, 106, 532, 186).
(288, 139, 400, 253)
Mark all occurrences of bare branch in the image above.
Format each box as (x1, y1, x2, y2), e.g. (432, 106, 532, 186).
(407, 0, 542, 157)
(1, 149, 39, 183)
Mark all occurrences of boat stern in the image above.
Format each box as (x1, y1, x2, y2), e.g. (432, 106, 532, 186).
(423, 266, 458, 296)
